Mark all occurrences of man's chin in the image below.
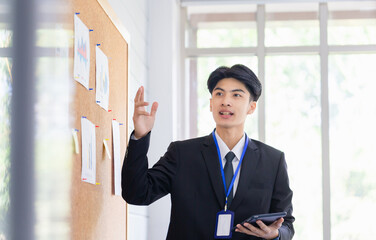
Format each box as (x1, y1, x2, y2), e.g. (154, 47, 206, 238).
(215, 122, 245, 131)
(215, 123, 235, 130)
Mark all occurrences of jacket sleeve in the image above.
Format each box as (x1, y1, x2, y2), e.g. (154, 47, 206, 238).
(121, 131, 178, 205)
(270, 152, 295, 240)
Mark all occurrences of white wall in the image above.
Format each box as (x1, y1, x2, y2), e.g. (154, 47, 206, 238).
(107, 0, 180, 239)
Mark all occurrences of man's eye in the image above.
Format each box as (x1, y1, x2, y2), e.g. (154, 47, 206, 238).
(234, 93, 241, 97)
(215, 92, 223, 96)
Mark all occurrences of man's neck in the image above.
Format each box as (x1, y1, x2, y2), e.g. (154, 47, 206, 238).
(216, 127, 244, 150)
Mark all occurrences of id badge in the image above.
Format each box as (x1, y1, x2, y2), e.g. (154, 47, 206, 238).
(214, 210, 234, 239)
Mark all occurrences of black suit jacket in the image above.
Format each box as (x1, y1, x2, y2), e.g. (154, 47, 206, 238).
(122, 132, 294, 240)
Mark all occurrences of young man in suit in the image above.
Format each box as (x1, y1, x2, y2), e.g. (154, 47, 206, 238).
(122, 64, 294, 239)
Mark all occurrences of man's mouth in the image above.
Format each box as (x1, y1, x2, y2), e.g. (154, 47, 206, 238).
(219, 112, 234, 116)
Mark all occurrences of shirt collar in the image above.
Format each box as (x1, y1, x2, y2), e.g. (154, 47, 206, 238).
(214, 130, 246, 162)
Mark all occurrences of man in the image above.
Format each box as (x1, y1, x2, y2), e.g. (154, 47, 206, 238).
(122, 64, 294, 239)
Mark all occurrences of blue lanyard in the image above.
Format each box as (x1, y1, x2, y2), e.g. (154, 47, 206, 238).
(212, 130, 249, 210)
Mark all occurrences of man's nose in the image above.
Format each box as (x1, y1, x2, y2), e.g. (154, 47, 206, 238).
(221, 95, 232, 106)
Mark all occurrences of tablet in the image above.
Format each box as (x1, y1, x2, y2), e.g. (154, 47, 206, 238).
(233, 212, 287, 231)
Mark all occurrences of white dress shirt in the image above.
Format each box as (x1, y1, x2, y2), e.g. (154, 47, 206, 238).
(214, 130, 246, 197)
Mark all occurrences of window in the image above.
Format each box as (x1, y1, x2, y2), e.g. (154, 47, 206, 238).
(265, 55, 322, 239)
(0, 2, 73, 238)
(183, 1, 376, 239)
(328, 54, 376, 238)
(0, 27, 12, 240)
(265, 3, 319, 46)
(328, 2, 376, 45)
(187, 5, 257, 48)
(34, 26, 73, 239)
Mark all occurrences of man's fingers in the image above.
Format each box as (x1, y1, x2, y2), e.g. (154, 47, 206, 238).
(236, 219, 282, 239)
(235, 224, 257, 237)
(135, 101, 149, 108)
(150, 102, 158, 117)
(135, 110, 150, 116)
(134, 86, 144, 103)
(244, 223, 263, 236)
(140, 86, 145, 103)
(270, 218, 284, 229)
(134, 86, 142, 102)
(256, 220, 268, 231)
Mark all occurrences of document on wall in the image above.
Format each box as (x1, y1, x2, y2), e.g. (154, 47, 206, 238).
(81, 117, 96, 184)
(74, 15, 90, 89)
(96, 46, 110, 111)
(112, 120, 121, 196)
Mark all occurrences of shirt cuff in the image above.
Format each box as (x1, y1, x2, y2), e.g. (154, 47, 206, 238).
(130, 133, 139, 140)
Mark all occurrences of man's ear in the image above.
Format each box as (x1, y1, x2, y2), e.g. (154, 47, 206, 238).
(210, 98, 213, 112)
(247, 101, 257, 114)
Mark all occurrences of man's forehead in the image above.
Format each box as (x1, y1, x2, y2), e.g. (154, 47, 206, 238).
(214, 78, 248, 91)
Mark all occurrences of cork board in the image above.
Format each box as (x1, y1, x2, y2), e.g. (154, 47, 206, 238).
(70, 0, 128, 239)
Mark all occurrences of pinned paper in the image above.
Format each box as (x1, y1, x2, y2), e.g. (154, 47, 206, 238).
(74, 14, 90, 89)
(72, 129, 80, 154)
(103, 139, 111, 160)
(95, 46, 110, 111)
(81, 117, 96, 185)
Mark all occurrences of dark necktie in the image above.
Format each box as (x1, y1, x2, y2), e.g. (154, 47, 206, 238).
(224, 151, 235, 207)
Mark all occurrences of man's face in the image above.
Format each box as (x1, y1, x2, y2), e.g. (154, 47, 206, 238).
(210, 77, 256, 131)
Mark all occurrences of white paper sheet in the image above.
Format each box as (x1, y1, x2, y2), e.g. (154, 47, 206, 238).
(96, 46, 110, 111)
(74, 15, 90, 89)
(81, 117, 96, 184)
(112, 120, 121, 196)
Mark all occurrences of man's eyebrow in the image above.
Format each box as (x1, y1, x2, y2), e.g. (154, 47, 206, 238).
(213, 87, 245, 93)
(231, 89, 245, 93)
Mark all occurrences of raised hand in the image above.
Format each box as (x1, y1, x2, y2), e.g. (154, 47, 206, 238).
(133, 86, 158, 139)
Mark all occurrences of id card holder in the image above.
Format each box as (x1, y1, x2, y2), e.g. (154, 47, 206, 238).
(214, 210, 234, 239)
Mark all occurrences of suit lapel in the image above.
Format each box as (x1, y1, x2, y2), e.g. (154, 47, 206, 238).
(201, 134, 226, 208)
(230, 137, 260, 211)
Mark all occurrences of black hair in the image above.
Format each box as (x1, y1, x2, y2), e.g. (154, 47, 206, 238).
(207, 64, 262, 101)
